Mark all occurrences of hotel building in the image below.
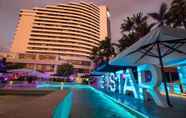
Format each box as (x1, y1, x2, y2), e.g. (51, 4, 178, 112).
(10, 2, 110, 73)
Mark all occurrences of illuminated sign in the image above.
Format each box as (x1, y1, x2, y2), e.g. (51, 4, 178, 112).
(99, 64, 168, 107)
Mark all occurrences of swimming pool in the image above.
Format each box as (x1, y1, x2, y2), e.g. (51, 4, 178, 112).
(70, 86, 139, 118)
(38, 83, 147, 118)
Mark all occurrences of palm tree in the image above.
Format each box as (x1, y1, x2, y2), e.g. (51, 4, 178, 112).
(121, 17, 134, 34)
(133, 12, 155, 37)
(116, 33, 137, 51)
(148, 3, 169, 27)
(135, 22, 155, 38)
(90, 47, 102, 65)
(99, 37, 115, 61)
(132, 12, 148, 28)
(118, 12, 155, 52)
(121, 13, 147, 33)
(90, 37, 115, 68)
(168, 0, 186, 29)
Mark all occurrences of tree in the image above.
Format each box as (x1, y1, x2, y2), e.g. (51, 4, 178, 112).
(99, 37, 115, 61)
(148, 3, 169, 27)
(167, 0, 186, 29)
(90, 46, 102, 64)
(57, 63, 74, 78)
(89, 37, 115, 68)
(117, 12, 155, 51)
(121, 17, 134, 33)
(116, 33, 137, 51)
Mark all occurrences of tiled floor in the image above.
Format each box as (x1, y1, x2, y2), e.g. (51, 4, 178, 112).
(0, 95, 40, 115)
(0, 90, 68, 118)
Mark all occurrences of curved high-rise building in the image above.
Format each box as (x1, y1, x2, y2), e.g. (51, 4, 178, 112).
(11, 2, 110, 73)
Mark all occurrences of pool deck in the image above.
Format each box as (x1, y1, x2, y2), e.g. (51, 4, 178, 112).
(0, 90, 69, 118)
(145, 95, 186, 118)
(0, 88, 55, 95)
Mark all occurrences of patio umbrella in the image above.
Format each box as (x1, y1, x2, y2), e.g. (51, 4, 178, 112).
(28, 71, 50, 79)
(110, 26, 186, 107)
(8, 68, 49, 79)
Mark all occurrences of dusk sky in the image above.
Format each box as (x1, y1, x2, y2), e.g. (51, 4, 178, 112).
(0, 0, 170, 51)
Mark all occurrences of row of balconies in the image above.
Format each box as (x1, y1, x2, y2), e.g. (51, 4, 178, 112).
(35, 9, 100, 25)
(33, 16, 100, 32)
(29, 37, 98, 47)
(30, 33, 100, 45)
(30, 29, 100, 43)
(33, 22, 100, 34)
(32, 25, 100, 39)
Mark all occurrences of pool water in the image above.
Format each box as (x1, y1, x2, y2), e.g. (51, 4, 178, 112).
(70, 86, 137, 118)
(37, 83, 143, 118)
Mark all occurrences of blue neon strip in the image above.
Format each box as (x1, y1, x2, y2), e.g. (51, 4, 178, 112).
(37, 83, 148, 118)
(52, 91, 73, 118)
(89, 86, 149, 118)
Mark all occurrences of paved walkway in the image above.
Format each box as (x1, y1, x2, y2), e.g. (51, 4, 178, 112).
(0, 95, 40, 115)
(0, 90, 68, 118)
(70, 88, 137, 118)
(0, 88, 54, 95)
(147, 95, 186, 118)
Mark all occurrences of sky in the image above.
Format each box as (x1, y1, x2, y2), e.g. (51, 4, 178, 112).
(0, 0, 171, 51)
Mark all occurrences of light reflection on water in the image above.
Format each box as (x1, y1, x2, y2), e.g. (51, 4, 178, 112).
(39, 83, 138, 118)
(70, 87, 137, 118)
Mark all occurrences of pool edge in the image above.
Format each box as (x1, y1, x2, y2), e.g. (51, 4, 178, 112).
(89, 86, 149, 118)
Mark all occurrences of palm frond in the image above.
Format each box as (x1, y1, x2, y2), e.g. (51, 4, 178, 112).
(148, 13, 161, 21)
(160, 3, 168, 17)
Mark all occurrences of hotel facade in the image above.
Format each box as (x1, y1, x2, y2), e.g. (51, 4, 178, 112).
(10, 2, 110, 73)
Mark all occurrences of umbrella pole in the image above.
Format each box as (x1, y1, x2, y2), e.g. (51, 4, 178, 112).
(157, 43, 172, 107)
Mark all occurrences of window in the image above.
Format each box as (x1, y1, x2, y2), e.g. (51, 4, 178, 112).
(19, 54, 36, 60)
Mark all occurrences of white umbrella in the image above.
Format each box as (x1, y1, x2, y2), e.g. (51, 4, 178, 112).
(110, 26, 186, 106)
(110, 26, 186, 66)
